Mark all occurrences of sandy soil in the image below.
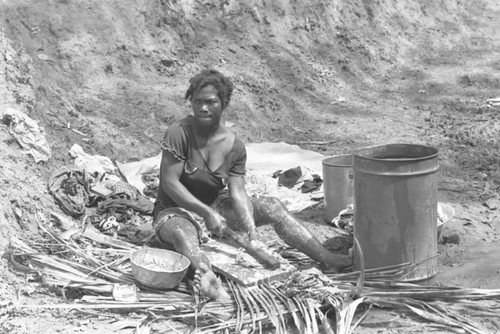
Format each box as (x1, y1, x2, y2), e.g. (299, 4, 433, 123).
(1, 0, 500, 333)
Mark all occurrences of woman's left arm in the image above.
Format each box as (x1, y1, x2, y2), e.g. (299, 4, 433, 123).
(228, 176, 256, 240)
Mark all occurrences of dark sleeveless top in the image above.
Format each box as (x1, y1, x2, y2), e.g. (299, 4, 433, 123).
(156, 116, 246, 208)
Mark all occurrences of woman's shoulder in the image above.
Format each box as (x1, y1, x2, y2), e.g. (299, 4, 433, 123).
(176, 116, 194, 128)
(231, 134, 247, 155)
(166, 116, 193, 134)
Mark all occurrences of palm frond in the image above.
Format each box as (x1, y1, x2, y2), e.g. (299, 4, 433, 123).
(250, 286, 286, 333)
(260, 285, 289, 333)
(8, 222, 500, 334)
(294, 297, 312, 334)
(353, 237, 364, 297)
(226, 280, 243, 333)
(371, 298, 491, 334)
(306, 299, 320, 334)
(234, 282, 259, 332)
(336, 297, 366, 334)
(267, 285, 304, 333)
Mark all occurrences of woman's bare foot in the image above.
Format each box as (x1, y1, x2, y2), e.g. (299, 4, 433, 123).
(193, 263, 230, 301)
(321, 252, 353, 273)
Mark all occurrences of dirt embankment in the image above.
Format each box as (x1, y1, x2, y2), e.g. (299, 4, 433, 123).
(2, 0, 484, 154)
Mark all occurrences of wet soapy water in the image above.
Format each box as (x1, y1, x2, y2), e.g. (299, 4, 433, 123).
(426, 241, 500, 288)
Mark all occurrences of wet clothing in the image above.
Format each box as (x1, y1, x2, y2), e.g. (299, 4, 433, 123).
(153, 116, 246, 238)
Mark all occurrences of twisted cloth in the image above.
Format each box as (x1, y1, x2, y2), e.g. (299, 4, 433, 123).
(48, 166, 92, 216)
(97, 196, 154, 215)
(101, 179, 140, 199)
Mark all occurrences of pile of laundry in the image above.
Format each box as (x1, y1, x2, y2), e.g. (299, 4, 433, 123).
(273, 166, 323, 194)
(328, 204, 354, 233)
(47, 145, 154, 241)
(244, 167, 323, 213)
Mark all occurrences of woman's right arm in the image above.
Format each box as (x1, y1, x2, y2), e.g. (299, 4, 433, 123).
(160, 149, 226, 236)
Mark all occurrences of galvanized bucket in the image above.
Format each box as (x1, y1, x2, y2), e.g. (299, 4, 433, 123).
(322, 154, 354, 223)
(353, 144, 439, 281)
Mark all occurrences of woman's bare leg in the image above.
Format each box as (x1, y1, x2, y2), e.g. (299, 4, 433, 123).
(156, 216, 229, 300)
(250, 197, 352, 272)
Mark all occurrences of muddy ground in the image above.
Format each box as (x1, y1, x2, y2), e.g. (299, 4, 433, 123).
(1, 0, 500, 333)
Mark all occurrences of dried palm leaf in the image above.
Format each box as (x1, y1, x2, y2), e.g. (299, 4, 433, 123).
(234, 283, 259, 332)
(254, 285, 288, 333)
(352, 237, 364, 298)
(266, 284, 304, 333)
(294, 297, 314, 334)
(240, 285, 265, 330)
(319, 309, 335, 334)
(306, 299, 320, 333)
(336, 297, 366, 334)
(370, 298, 490, 334)
(226, 280, 243, 333)
(249, 286, 285, 333)
(328, 262, 413, 281)
(364, 285, 500, 300)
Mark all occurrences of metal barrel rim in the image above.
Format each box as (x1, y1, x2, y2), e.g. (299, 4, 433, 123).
(353, 143, 438, 161)
(322, 154, 353, 167)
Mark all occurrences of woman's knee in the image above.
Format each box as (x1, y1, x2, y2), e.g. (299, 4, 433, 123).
(157, 216, 198, 243)
(253, 196, 288, 224)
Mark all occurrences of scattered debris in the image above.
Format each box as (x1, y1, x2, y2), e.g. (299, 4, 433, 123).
(50, 211, 76, 231)
(69, 144, 115, 176)
(486, 97, 500, 107)
(441, 232, 461, 245)
(329, 204, 354, 232)
(11, 203, 29, 230)
(1, 108, 52, 163)
(111, 284, 139, 303)
(483, 198, 499, 210)
(47, 166, 92, 217)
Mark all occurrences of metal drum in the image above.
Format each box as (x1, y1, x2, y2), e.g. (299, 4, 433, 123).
(353, 144, 439, 281)
(322, 154, 354, 223)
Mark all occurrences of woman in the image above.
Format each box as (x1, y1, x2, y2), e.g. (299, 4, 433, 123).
(153, 69, 351, 300)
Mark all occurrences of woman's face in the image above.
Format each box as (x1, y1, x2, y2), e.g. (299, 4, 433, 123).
(191, 85, 224, 129)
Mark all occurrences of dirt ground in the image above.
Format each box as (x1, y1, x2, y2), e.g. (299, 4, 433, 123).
(1, 0, 500, 333)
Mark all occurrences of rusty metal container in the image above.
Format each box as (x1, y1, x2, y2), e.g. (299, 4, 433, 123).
(322, 154, 354, 223)
(353, 144, 439, 281)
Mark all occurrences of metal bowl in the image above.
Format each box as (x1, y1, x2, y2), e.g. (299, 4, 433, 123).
(437, 202, 455, 239)
(130, 248, 190, 290)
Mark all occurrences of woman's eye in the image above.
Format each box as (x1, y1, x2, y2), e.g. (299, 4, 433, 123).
(193, 99, 217, 105)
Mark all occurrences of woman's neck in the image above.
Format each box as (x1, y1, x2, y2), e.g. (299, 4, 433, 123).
(193, 118, 222, 138)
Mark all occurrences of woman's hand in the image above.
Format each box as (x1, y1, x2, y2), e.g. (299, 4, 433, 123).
(205, 211, 227, 238)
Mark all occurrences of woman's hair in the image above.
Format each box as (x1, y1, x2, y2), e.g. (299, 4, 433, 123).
(184, 69, 234, 109)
